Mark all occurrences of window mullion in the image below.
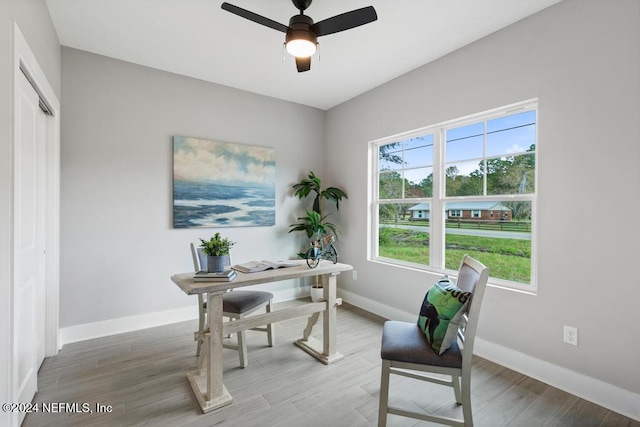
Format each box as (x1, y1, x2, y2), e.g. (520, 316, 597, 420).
(430, 129, 444, 269)
(483, 121, 488, 196)
(401, 142, 406, 198)
(370, 143, 380, 260)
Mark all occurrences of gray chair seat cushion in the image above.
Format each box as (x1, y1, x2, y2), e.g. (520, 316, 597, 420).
(221, 290, 274, 314)
(381, 320, 462, 369)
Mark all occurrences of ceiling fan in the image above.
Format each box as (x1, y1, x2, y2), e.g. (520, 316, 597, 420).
(221, 1, 378, 72)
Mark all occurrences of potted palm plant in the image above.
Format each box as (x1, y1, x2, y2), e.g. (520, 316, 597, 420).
(289, 172, 346, 253)
(289, 211, 338, 244)
(289, 172, 347, 299)
(291, 171, 348, 217)
(199, 232, 235, 273)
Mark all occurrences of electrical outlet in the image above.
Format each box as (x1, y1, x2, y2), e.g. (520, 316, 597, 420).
(352, 270, 357, 280)
(563, 325, 578, 346)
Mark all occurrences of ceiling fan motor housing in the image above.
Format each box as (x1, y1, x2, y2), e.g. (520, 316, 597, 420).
(286, 15, 317, 50)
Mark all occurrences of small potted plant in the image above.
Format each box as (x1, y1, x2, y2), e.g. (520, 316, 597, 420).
(199, 232, 235, 273)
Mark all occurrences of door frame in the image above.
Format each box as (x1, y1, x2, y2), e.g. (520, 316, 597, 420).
(10, 20, 60, 413)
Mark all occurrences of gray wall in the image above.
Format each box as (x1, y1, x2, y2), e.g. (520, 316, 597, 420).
(326, 0, 639, 400)
(0, 0, 60, 421)
(59, 48, 326, 327)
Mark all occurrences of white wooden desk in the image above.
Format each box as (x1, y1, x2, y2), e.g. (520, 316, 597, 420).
(171, 260, 353, 413)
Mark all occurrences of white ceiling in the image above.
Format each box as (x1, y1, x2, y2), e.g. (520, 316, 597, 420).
(45, 0, 561, 110)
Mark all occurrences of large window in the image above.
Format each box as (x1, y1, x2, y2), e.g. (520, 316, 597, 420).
(371, 100, 537, 291)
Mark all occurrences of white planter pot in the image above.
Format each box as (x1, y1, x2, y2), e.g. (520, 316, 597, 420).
(310, 286, 324, 302)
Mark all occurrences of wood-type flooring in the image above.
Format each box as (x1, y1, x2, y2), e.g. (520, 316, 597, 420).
(24, 301, 639, 426)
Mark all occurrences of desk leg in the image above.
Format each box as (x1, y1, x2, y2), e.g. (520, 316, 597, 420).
(295, 273, 344, 365)
(187, 290, 233, 413)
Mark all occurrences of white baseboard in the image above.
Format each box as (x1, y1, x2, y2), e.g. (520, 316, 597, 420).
(474, 338, 640, 422)
(60, 305, 199, 346)
(338, 288, 416, 322)
(338, 289, 640, 422)
(59, 288, 306, 347)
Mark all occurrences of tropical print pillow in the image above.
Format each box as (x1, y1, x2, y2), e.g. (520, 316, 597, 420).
(418, 275, 472, 354)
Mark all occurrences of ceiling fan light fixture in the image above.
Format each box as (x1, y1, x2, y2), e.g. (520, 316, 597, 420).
(286, 38, 316, 58)
(285, 14, 316, 58)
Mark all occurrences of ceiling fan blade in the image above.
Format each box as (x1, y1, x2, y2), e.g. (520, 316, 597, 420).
(296, 56, 311, 73)
(310, 6, 377, 37)
(221, 2, 288, 33)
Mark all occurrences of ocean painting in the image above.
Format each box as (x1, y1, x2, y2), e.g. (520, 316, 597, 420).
(173, 136, 276, 228)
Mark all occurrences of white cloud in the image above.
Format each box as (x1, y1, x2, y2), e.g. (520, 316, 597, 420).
(173, 137, 275, 184)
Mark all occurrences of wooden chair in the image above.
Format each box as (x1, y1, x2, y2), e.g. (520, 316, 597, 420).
(378, 255, 489, 427)
(190, 243, 274, 368)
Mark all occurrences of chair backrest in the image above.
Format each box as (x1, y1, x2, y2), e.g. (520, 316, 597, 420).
(190, 242, 208, 273)
(455, 255, 489, 371)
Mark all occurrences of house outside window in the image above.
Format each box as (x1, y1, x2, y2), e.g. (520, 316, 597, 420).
(371, 100, 537, 291)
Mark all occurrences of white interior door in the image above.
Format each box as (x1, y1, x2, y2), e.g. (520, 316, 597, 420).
(14, 71, 47, 417)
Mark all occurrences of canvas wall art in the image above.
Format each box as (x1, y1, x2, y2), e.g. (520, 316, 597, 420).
(173, 136, 276, 228)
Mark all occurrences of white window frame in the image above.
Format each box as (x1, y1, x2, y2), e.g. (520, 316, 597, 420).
(472, 210, 481, 218)
(369, 99, 538, 292)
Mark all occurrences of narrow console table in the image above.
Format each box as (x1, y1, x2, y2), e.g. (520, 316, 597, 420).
(171, 260, 353, 413)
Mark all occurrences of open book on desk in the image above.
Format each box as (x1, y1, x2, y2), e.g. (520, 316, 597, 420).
(232, 260, 299, 273)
